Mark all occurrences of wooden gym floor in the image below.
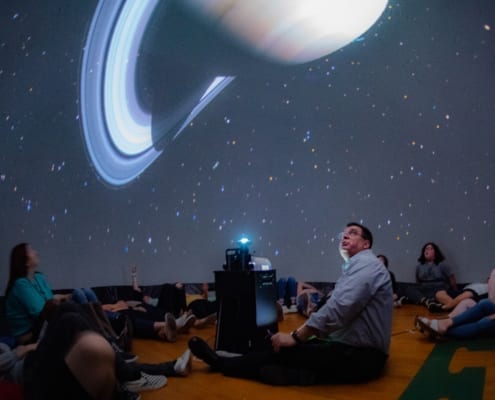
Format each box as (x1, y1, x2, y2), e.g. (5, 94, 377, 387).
(133, 305, 494, 400)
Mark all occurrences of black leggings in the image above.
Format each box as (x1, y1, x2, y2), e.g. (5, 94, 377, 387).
(187, 299, 218, 318)
(156, 284, 187, 317)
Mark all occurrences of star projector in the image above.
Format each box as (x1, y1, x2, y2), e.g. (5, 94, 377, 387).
(224, 237, 252, 271)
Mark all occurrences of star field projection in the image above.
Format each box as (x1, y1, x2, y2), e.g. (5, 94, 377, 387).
(0, 0, 495, 287)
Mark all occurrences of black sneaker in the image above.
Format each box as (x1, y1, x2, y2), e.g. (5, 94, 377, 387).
(395, 295, 407, 306)
(111, 341, 138, 363)
(427, 302, 445, 313)
(188, 336, 222, 370)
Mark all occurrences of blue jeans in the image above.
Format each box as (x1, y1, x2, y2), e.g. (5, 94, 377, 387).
(277, 277, 297, 305)
(448, 299, 495, 338)
(296, 292, 321, 312)
(71, 287, 99, 304)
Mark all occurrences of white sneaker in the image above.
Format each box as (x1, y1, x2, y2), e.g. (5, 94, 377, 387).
(174, 349, 192, 376)
(124, 372, 167, 392)
(283, 305, 297, 314)
(177, 314, 197, 334)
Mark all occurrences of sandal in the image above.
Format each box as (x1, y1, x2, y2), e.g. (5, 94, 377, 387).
(414, 316, 443, 340)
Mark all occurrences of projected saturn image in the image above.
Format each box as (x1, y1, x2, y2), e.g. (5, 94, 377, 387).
(80, 0, 388, 187)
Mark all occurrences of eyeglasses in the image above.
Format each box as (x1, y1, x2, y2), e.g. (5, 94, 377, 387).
(337, 229, 363, 240)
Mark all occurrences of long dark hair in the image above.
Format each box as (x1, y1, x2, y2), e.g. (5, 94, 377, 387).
(5, 242, 30, 296)
(417, 242, 445, 265)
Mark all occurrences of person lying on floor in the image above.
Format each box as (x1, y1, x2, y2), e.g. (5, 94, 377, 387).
(101, 301, 180, 343)
(183, 282, 218, 328)
(188, 222, 393, 386)
(130, 265, 186, 316)
(121, 266, 213, 332)
(403, 242, 458, 313)
(415, 268, 495, 340)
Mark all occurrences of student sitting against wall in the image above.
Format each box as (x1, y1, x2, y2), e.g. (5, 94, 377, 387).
(126, 266, 215, 332)
(404, 242, 458, 312)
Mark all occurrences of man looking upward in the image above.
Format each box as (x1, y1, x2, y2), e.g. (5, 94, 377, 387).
(189, 222, 394, 385)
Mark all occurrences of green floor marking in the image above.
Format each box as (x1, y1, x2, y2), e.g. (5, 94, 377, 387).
(399, 339, 495, 400)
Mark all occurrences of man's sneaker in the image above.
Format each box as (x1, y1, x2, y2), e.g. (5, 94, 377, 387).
(124, 372, 167, 392)
(174, 349, 192, 376)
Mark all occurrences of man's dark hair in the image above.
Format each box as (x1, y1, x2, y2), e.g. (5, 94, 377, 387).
(6, 242, 29, 296)
(346, 222, 373, 248)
